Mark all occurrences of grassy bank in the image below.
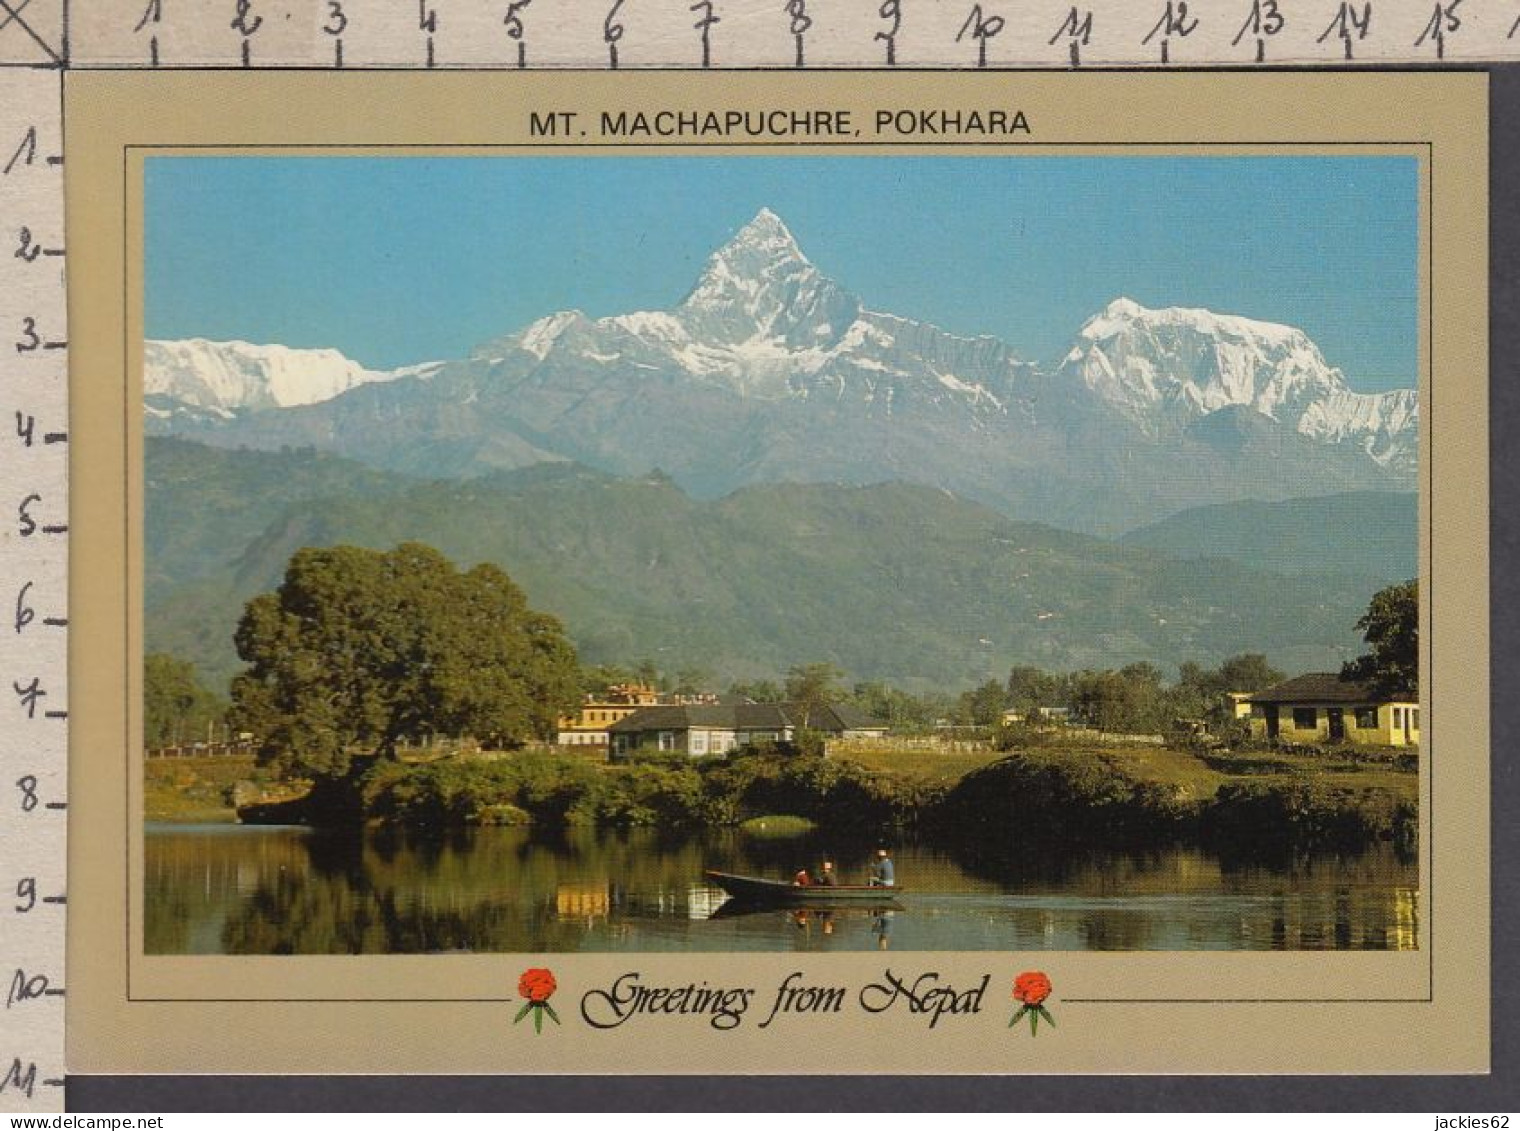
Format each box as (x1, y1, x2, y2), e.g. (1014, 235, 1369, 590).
(144, 756, 294, 822)
(149, 738, 1417, 858)
(934, 742, 1417, 862)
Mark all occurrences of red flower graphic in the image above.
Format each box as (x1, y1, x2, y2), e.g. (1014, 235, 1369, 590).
(514, 967, 561, 1033)
(1009, 971, 1056, 1035)
(518, 967, 557, 1004)
(1013, 971, 1052, 1007)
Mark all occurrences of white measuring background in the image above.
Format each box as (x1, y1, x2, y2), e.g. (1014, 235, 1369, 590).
(0, 0, 1512, 1113)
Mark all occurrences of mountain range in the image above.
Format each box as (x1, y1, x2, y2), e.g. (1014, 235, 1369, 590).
(144, 209, 1417, 537)
(144, 438, 1398, 694)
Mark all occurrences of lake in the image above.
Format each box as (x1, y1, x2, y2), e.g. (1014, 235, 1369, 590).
(144, 823, 1418, 954)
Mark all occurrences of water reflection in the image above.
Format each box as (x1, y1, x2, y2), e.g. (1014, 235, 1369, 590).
(145, 824, 1419, 955)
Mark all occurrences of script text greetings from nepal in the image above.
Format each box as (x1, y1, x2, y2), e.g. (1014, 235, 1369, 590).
(578, 971, 991, 1031)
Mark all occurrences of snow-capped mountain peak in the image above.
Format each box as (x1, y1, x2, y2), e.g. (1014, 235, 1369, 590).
(677, 209, 860, 349)
(1079, 297, 1313, 353)
(144, 338, 438, 413)
(730, 207, 805, 260)
(1060, 297, 1414, 467)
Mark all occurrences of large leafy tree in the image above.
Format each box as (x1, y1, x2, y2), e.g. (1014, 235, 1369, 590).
(230, 543, 580, 779)
(1342, 579, 1418, 696)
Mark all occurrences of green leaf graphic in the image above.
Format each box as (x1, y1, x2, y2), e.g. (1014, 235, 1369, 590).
(534, 1005, 543, 1034)
(513, 1001, 534, 1024)
(543, 1001, 561, 1025)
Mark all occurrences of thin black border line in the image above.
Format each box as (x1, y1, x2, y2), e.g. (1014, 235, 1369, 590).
(129, 140, 1430, 149)
(67, 64, 1495, 75)
(1426, 138, 1435, 1005)
(119, 134, 1438, 1005)
(123, 141, 132, 1002)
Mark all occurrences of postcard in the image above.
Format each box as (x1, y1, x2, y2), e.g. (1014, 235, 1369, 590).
(63, 70, 1488, 1075)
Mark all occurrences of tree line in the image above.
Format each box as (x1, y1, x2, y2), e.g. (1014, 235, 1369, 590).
(144, 540, 1417, 782)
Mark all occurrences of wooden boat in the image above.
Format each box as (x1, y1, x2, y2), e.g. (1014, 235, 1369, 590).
(704, 869, 904, 904)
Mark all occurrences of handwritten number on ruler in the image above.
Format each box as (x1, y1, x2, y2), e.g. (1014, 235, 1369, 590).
(691, 1, 719, 68)
(2, 1059, 37, 1097)
(506, 0, 531, 68)
(1, 1060, 63, 1098)
(324, 1, 347, 67)
(134, 0, 162, 65)
(14, 317, 63, 354)
(18, 494, 65, 538)
(13, 678, 44, 719)
(3, 129, 36, 177)
(231, 0, 262, 67)
(14, 581, 64, 635)
(876, 0, 901, 64)
(1049, 7, 1094, 65)
(323, 1, 348, 36)
(7, 970, 64, 1008)
(1232, 0, 1284, 61)
(1142, 1, 1198, 64)
(1415, 0, 1461, 58)
(419, 0, 438, 66)
(957, 4, 1004, 67)
(605, 0, 625, 68)
(13, 415, 65, 449)
(14, 878, 34, 914)
(13, 583, 31, 634)
(15, 227, 63, 263)
(785, 0, 811, 67)
(132, 0, 162, 34)
(1318, 2, 1371, 59)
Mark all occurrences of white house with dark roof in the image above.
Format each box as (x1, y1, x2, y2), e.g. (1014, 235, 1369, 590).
(607, 702, 888, 757)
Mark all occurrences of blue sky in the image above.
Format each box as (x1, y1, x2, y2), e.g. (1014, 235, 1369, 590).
(146, 155, 1418, 390)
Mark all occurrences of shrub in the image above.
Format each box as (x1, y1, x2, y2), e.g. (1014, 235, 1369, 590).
(1202, 780, 1410, 852)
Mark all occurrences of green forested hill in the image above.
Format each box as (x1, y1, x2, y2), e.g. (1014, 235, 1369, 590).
(1120, 492, 1416, 578)
(146, 439, 1391, 693)
(145, 437, 417, 603)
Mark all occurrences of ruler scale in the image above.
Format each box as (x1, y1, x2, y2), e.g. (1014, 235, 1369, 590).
(0, 0, 1512, 1114)
(46, 0, 1520, 69)
(0, 54, 69, 1114)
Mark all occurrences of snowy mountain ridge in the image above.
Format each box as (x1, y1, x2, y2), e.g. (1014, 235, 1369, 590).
(1061, 297, 1416, 466)
(144, 338, 442, 412)
(142, 209, 1418, 533)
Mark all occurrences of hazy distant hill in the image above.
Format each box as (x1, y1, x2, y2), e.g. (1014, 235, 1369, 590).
(1121, 492, 1416, 578)
(144, 437, 417, 604)
(146, 440, 1390, 694)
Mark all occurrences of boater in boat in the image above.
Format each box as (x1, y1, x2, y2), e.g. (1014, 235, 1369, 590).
(705, 869, 906, 903)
